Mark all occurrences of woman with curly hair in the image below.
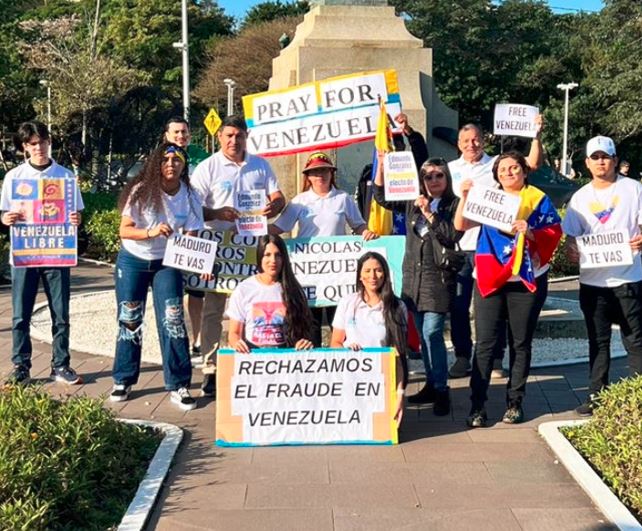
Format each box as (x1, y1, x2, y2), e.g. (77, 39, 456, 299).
(110, 143, 204, 410)
(226, 234, 314, 351)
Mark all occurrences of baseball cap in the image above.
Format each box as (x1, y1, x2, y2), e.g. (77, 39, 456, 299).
(586, 136, 616, 157)
(302, 152, 336, 173)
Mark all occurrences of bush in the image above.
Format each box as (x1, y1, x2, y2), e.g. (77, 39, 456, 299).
(85, 209, 121, 262)
(549, 208, 579, 278)
(562, 375, 642, 521)
(0, 385, 161, 530)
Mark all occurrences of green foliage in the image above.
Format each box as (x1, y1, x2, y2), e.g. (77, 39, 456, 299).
(562, 375, 642, 521)
(549, 208, 579, 278)
(0, 385, 161, 530)
(85, 208, 121, 261)
(241, 0, 309, 29)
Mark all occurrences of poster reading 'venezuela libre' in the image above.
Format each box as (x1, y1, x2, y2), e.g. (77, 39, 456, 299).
(215, 347, 398, 446)
(9, 178, 78, 267)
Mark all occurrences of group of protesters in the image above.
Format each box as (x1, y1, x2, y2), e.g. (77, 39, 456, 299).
(2, 111, 641, 426)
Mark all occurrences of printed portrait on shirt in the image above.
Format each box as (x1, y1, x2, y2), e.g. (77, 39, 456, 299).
(250, 301, 286, 346)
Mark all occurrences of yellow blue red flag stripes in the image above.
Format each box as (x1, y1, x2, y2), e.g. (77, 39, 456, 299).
(368, 99, 393, 235)
(475, 185, 562, 297)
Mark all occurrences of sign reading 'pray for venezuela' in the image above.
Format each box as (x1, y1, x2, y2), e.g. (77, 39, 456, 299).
(242, 70, 402, 157)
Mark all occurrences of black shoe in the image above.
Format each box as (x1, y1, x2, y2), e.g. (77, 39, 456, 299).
(407, 383, 436, 404)
(502, 401, 524, 424)
(201, 374, 216, 397)
(448, 357, 471, 378)
(433, 388, 451, 416)
(575, 395, 598, 417)
(50, 366, 82, 385)
(5, 365, 31, 385)
(466, 408, 487, 428)
(171, 387, 197, 411)
(110, 384, 132, 402)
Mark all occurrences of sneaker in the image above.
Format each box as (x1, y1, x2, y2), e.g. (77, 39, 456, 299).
(50, 366, 82, 385)
(200, 374, 216, 397)
(110, 384, 132, 402)
(190, 345, 202, 363)
(5, 365, 31, 385)
(433, 388, 451, 416)
(466, 408, 488, 428)
(448, 357, 471, 378)
(407, 383, 436, 404)
(575, 395, 598, 417)
(502, 401, 524, 424)
(171, 387, 197, 411)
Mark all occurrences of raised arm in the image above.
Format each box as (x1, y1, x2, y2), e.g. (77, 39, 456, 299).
(525, 114, 544, 171)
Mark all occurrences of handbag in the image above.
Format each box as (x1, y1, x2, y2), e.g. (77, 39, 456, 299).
(430, 232, 465, 273)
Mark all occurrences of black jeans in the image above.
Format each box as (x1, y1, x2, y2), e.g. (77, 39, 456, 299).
(470, 273, 548, 409)
(579, 281, 642, 395)
(310, 306, 337, 347)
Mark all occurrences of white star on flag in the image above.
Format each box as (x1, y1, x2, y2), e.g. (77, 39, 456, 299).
(503, 245, 512, 256)
(395, 213, 404, 222)
(546, 215, 554, 223)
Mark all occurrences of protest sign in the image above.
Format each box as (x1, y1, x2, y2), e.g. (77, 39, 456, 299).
(242, 70, 402, 157)
(235, 190, 267, 236)
(493, 104, 539, 138)
(576, 229, 634, 269)
(9, 178, 78, 267)
(162, 233, 217, 274)
(215, 347, 398, 446)
(463, 185, 521, 233)
(184, 233, 405, 306)
(383, 151, 420, 201)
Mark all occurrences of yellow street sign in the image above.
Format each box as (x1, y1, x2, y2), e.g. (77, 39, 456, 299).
(204, 108, 222, 136)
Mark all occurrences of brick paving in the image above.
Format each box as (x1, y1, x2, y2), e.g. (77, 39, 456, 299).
(0, 262, 627, 531)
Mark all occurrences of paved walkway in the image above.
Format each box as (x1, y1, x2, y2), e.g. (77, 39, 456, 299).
(0, 262, 626, 531)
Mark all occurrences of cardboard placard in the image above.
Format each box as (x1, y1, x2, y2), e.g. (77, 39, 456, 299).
(162, 233, 217, 274)
(383, 151, 420, 201)
(576, 229, 634, 269)
(493, 103, 539, 138)
(463, 185, 521, 233)
(235, 190, 267, 236)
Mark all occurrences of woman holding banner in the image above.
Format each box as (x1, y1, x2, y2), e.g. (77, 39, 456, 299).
(110, 143, 204, 411)
(373, 154, 462, 416)
(454, 151, 562, 427)
(330, 251, 408, 425)
(270, 151, 378, 347)
(227, 234, 314, 351)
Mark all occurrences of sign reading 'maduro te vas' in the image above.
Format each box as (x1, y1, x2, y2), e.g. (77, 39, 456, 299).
(215, 347, 398, 446)
(242, 70, 402, 157)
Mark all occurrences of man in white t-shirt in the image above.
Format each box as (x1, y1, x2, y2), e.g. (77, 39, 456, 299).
(447, 119, 543, 378)
(1, 121, 84, 386)
(190, 115, 285, 396)
(562, 135, 642, 415)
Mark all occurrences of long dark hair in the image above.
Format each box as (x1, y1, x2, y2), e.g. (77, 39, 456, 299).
(492, 150, 530, 188)
(418, 157, 456, 201)
(118, 142, 191, 215)
(256, 234, 313, 346)
(355, 252, 408, 384)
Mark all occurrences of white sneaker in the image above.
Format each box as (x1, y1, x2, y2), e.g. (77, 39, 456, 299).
(171, 387, 197, 411)
(110, 384, 131, 402)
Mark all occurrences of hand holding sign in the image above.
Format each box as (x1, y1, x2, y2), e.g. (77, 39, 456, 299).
(576, 229, 634, 269)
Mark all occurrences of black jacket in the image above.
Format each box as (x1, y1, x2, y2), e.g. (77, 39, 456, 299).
(373, 185, 462, 313)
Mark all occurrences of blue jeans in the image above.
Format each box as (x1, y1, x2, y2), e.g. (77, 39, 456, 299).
(11, 266, 71, 369)
(414, 310, 448, 391)
(113, 248, 191, 390)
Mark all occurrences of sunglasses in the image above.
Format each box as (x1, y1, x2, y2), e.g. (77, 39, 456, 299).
(423, 172, 445, 181)
(589, 154, 613, 161)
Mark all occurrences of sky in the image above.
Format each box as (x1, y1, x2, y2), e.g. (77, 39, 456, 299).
(218, 0, 604, 23)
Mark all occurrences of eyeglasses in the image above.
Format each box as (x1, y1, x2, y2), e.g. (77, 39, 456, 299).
(589, 154, 613, 161)
(423, 172, 445, 181)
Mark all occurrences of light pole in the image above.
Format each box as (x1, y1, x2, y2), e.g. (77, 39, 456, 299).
(172, 0, 190, 121)
(223, 78, 236, 116)
(39, 79, 52, 157)
(557, 82, 578, 177)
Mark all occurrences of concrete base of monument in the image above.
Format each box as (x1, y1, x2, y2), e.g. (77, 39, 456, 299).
(31, 292, 623, 370)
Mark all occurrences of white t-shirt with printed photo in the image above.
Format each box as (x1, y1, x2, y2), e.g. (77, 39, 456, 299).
(190, 150, 280, 231)
(226, 275, 287, 347)
(274, 187, 366, 237)
(332, 292, 407, 348)
(121, 183, 204, 260)
(562, 176, 642, 287)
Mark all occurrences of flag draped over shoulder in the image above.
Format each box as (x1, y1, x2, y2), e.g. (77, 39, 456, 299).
(475, 185, 562, 297)
(367, 100, 393, 235)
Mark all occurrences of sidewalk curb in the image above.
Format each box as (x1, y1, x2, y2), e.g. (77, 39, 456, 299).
(539, 420, 641, 531)
(117, 419, 183, 531)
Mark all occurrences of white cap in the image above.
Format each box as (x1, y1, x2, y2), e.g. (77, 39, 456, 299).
(586, 136, 616, 157)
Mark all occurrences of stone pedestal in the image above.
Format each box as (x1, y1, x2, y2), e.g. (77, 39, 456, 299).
(267, 3, 458, 197)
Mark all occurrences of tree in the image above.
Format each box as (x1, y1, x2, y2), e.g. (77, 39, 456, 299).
(241, 0, 309, 29)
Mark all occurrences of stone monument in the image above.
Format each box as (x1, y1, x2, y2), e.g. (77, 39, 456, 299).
(266, 0, 458, 197)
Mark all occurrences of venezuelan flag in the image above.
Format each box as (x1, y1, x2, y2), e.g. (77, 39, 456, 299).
(475, 185, 562, 297)
(367, 99, 394, 235)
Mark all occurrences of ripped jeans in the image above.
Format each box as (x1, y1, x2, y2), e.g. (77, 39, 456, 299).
(112, 248, 191, 390)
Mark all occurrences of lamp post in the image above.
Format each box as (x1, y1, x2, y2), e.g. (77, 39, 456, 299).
(557, 82, 578, 177)
(223, 78, 236, 116)
(172, 0, 190, 121)
(39, 79, 52, 157)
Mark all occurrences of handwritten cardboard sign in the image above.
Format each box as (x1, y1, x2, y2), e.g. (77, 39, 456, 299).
(576, 229, 634, 269)
(463, 185, 521, 233)
(493, 104, 539, 138)
(383, 151, 420, 201)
